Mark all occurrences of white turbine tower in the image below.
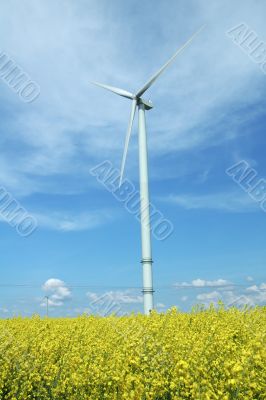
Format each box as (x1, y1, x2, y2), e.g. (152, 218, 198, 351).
(91, 26, 204, 315)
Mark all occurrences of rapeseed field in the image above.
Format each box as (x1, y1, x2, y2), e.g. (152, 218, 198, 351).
(0, 306, 265, 399)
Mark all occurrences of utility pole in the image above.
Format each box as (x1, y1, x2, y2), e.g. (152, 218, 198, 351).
(44, 296, 49, 317)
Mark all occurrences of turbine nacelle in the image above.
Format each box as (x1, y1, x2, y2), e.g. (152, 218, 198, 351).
(137, 97, 153, 110)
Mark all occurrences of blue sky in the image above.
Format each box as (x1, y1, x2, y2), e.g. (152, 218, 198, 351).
(0, 0, 266, 316)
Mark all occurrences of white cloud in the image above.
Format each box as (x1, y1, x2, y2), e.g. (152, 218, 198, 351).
(196, 290, 252, 307)
(246, 285, 259, 292)
(156, 302, 166, 309)
(86, 290, 143, 315)
(164, 192, 258, 212)
(0, 0, 265, 196)
(87, 290, 142, 305)
(34, 209, 114, 232)
(197, 291, 221, 301)
(223, 292, 256, 307)
(175, 278, 231, 288)
(245, 283, 266, 304)
(42, 278, 71, 307)
(174, 276, 266, 308)
(193, 281, 266, 307)
(246, 276, 254, 282)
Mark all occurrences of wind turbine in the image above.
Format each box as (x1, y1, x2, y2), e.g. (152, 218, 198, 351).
(91, 26, 204, 315)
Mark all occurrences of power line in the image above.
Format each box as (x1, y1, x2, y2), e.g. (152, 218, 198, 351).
(0, 283, 265, 290)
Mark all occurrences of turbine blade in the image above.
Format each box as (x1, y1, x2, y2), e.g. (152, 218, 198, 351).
(119, 99, 137, 186)
(136, 25, 205, 97)
(90, 81, 134, 99)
